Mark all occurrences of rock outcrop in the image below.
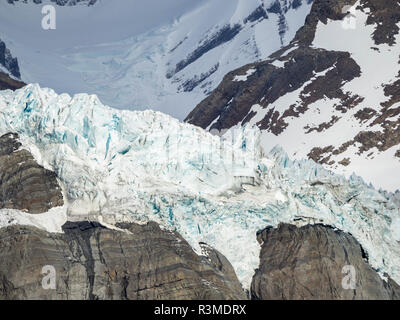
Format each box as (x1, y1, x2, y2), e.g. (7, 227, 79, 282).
(186, 46, 361, 134)
(0, 72, 25, 91)
(0, 221, 246, 300)
(251, 224, 400, 300)
(0, 133, 63, 213)
(0, 38, 24, 91)
(0, 39, 20, 79)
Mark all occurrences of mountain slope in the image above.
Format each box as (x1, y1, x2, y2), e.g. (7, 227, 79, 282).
(0, 0, 313, 119)
(252, 224, 400, 300)
(1, 84, 400, 290)
(186, 0, 400, 191)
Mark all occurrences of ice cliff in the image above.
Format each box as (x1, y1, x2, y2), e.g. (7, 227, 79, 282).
(0, 83, 399, 289)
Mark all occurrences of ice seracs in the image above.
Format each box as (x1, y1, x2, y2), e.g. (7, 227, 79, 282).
(0, 83, 399, 289)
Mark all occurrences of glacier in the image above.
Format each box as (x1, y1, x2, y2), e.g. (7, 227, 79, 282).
(0, 83, 400, 289)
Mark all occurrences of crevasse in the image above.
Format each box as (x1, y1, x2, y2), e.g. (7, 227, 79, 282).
(0, 84, 399, 289)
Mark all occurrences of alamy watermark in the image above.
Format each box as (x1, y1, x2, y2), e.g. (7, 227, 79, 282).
(342, 5, 357, 30)
(42, 265, 56, 290)
(41, 5, 56, 30)
(342, 265, 356, 290)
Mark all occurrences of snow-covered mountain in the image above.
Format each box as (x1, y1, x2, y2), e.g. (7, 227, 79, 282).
(0, 0, 313, 119)
(1, 0, 399, 297)
(187, 0, 400, 192)
(1, 83, 400, 290)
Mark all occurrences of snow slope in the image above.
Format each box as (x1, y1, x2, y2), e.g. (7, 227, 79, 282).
(0, 0, 313, 119)
(0, 83, 399, 289)
(188, 0, 400, 192)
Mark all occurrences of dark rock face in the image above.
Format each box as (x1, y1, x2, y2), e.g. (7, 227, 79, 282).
(0, 72, 25, 91)
(178, 64, 220, 93)
(361, 0, 400, 46)
(251, 224, 400, 300)
(244, 5, 268, 24)
(266, 0, 315, 45)
(186, 0, 362, 131)
(0, 40, 21, 79)
(292, 0, 399, 47)
(186, 47, 361, 134)
(0, 221, 246, 300)
(170, 24, 242, 78)
(294, 0, 358, 46)
(0, 38, 24, 90)
(0, 133, 63, 213)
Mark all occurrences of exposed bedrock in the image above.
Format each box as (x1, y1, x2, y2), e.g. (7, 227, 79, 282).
(0, 39, 20, 79)
(0, 72, 25, 91)
(0, 133, 63, 213)
(0, 221, 247, 300)
(251, 223, 400, 300)
(185, 46, 361, 134)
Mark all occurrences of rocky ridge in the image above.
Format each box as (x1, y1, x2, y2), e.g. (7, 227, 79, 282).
(0, 221, 246, 300)
(0, 72, 25, 91)
(1, 219, 400, 300)
(0, 39, 20, 79)
(251, 223, 400, 300)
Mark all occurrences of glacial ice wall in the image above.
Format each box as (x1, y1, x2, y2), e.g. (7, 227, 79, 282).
(0, 84, 399, 289)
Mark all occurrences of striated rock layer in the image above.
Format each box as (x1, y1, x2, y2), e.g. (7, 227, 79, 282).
(0, 132, 63, 213)
(251, 224, 400, 300)
(1, 220, 399, 300)
(0, 72, 25, 91)
(0, 221, 246, 300)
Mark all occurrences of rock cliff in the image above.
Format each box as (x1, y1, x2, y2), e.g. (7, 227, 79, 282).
(251, 224, 400, 300)
(0, 133, 63, 213)
(0, 221, 246, 300)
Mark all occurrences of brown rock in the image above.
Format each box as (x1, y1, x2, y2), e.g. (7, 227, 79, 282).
(0, 221, 247, 300)
(0, 72, 25, 91)
(251, 224, 400, 300)
(0, 132, 63, 213)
